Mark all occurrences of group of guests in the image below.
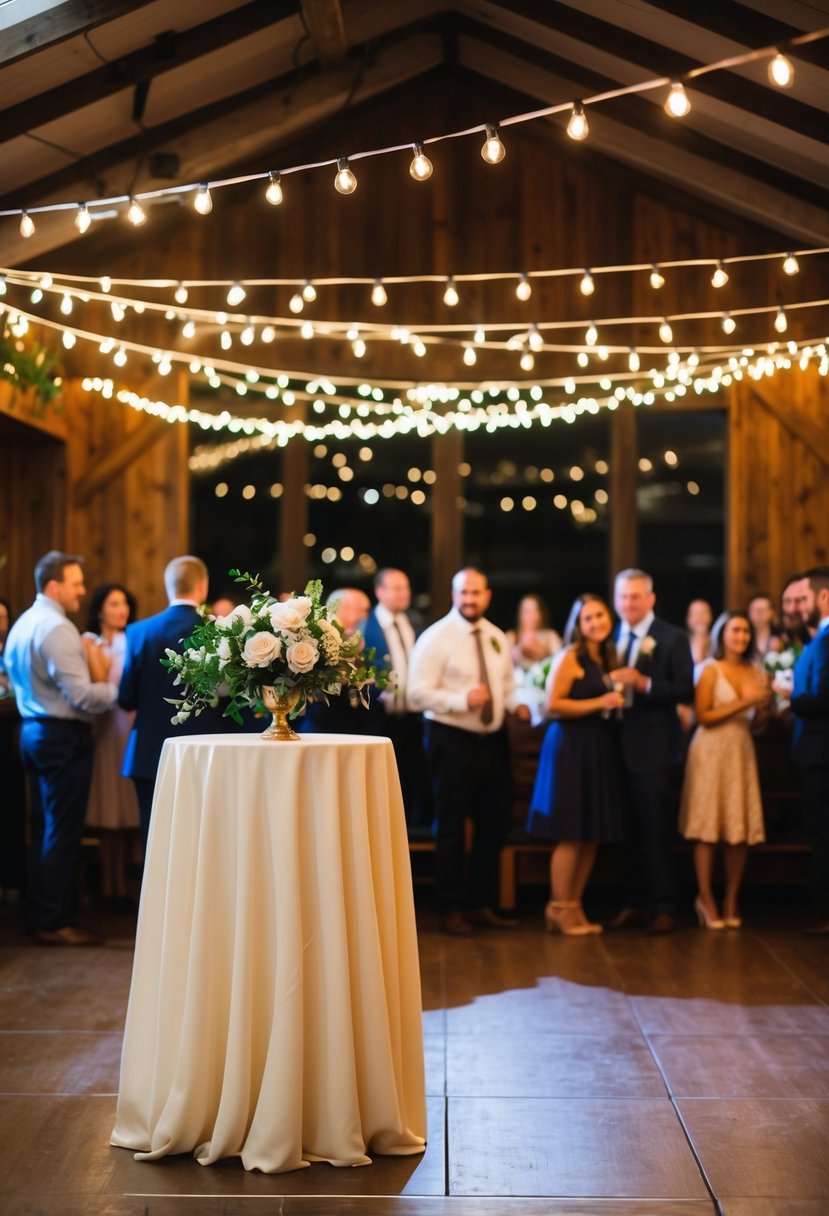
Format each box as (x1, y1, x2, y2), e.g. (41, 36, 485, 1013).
(2, 549, 828, 947)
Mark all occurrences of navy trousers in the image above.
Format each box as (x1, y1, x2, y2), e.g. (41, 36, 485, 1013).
(622, 767, 681, 916)
(19, 718, 93, 932)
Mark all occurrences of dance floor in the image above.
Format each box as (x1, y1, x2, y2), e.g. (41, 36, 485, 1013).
(0, 892, 827, 1216)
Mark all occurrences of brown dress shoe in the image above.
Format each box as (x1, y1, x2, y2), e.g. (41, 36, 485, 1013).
(465, 907, 521, 930)
(37, 926, 102, 947)
(605, 907, 649, 930)
(440, 913, 476, 936)
(648, 913, 677, 936)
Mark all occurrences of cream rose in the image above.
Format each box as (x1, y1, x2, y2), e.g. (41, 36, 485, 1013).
(286, 637, 319, 673)
(216, 604, 253, 630)
(270, 596, 313, 632)
(242, 631, 281, 668)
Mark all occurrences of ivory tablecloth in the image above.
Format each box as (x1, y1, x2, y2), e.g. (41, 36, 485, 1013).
(111, 734, 427, 1173)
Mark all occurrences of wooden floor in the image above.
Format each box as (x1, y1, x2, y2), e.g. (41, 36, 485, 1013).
(0, 889, 827, 1216)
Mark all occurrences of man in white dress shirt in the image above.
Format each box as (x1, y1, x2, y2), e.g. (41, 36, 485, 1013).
(408, 567, 530, 935)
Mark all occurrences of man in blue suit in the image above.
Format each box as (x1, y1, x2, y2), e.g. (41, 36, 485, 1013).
(119, 555, 227, 849)
(790, 565, 829, 933)
(608, 568, 695, 934)
(362, 568, 432, 828)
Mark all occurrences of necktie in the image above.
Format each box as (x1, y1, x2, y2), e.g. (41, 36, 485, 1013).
(391, 617, 408, 711)
(472, 627, 494, 725)
(624, 630, 637, 665)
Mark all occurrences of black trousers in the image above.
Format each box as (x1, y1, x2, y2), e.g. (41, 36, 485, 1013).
(131, 777, 156, 855)
(425, 721, 512, 914)
(799, 767, 829, 917)
(381, 712, 433, 828)
(621, 766, 681, 916)
(19, 718, 93, 932)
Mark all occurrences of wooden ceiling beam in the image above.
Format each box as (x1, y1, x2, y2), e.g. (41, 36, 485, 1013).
(644, 0, 829, 69)
(0, 1, 299, 144)
(0, 0, 158, 67)
(300, 0, 348, 67)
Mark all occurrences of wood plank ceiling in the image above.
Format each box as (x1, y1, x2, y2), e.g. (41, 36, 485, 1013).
(0, 0, 828, 267)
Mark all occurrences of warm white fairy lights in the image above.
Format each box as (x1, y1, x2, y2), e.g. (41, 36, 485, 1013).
(665, 81, 691, 118)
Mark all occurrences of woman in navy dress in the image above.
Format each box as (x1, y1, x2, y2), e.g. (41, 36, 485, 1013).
(527, 593, 626, 935)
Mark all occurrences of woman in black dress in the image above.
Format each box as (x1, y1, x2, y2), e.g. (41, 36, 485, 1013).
(527, 594, 625, 935)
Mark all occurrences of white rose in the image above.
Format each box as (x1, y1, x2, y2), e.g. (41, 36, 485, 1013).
(286, 638, 319, 673)
(242, 632, 281, 668)
(217, 637, 233, 668)
(270, 596, 313, 633)
(217, 604, 253, 630)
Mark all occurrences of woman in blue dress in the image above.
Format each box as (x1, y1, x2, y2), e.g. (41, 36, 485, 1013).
(527, 593, 626, 935)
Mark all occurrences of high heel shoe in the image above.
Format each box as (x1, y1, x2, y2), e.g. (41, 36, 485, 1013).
(723, 915, 742, 929)
(694, 896, 725, 930)
(545, 901, 602, 936)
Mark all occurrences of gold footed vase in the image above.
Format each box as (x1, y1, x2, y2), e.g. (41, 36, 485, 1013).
(259, 685, 302, 741)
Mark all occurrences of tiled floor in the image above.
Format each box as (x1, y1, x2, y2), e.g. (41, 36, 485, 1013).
(1, 895, 828, 1214)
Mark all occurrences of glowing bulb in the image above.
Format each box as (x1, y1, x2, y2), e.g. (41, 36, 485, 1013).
(220, 330, 232, 350)
(665, 81, 690, 118)
(409, 142, 433, 180)
(60, 292, 73, 315)
(371, 279, 387, 306)
(474, 326, 485, 345)
(628, 348, 640, 372)
(20, 212, 35, 238)
(289, 293, 304, 313)
(585, 323, 598, 347)
(520, 352, 534, 371)
(261, 325, 275, 343)
(174, 282, 188, 304)
(302, 280, 317, 302)
(227, 282, 246, 307)
(352, 338, 366, 358)
(182, 320, 196, 339)
(481, 123, 505, 164)
(783, 254, 799, 276)
(722, 312, 736, 334)
(127, 197, 146, 226)
(301, 320, 314, 339)
(31, 288, 43, 303)
(774, 307, 787, 333)
(62, 331, 76, 349)
(75, 204, 91, 234)
(194, 184, 213, 214)
(265, 170, 283, 205)
(649, 264, 665, 289)
(463, 344, 477, 366)
(111, 301, 125, 322)
(99, 276, 111, 293)
(334, 157, 357, 194)
(528, 324, 544, 351)
(580, 270, 595, 296)
(768, 51, 794, 89)
(516, 273, 532, 301)
(659, 319, 673, 343)
(240, 325, 255, 346)
(566, 101, 589, 141)
(443, 276, 459, 307)
(113, 347, 127, 367)
(413, 339, 427, 357)
(711, 261, 729, 288)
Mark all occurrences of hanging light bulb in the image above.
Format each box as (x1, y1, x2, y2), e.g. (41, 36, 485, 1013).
(566, 101, 589, 141)
(481, 123, 505, 164)
(75, 203, 91, 234)
(111, 301, 125, 322)
(216, 311, 227, 325)
(371, 279, 387, 307)
(182, 320, 196, 339)
(474, 325, 486, 345)
(301, 320, 314, 339)
(665, 81, 691, 118)
(774, 306, 788, 333)
(443, 276, 460, 307)
(265, 170, 283, 205)
(768, 50, 794, 89)
(352, 337, 366, 358)
(334, 157, 357, 194)
(585, 323, 598, 347)
(194, 183, 213, 215)
(528, 324, 544, 351)
(225, 282, 245, 307)
(240, 325, 255, 346)
(722, 312, 736, 335)
(628, 348, 640, 372)
(577, 352, 589, 368)
(580, 269, 595, 296)
(31, 287, 43, 304)
(520, 352, 534, 371)
(113, 347, 127, 367)
(302, 280, 317, 303)
(289, 293, 304, 314)
(127, 197, 146, 226)
(220, 330, 232, 350)
(20, 212, 35, 238)
(99, 276, 111, 294)
(409, 142, 433, 181)
(60, 292, 73, 315)
(659, 319, 674, 343)
(783, 253, 799, 276)
(62, 330, 77, 350)
(649, 264, 665, 289)
(463, 344, 477, 366)
(413, 339, 427, 357)
(261, 325, 275, 343)
(711, 260, 729, 288)
(516, 273, 532, 301)
(174, 282, 189, 304)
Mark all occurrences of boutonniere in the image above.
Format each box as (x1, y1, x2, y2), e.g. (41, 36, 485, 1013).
(490, 636, 501, 654)
(638, 636, 657, 659)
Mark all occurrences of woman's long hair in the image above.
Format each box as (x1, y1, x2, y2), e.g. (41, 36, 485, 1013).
(562, 593, 616, 672)
(515, 593, 550, 632)
(710, 611, 754, 663)
(85, 583, 137, 635)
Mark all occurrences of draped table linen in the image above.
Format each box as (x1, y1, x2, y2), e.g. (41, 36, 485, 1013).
(111, 734, 427, 1173)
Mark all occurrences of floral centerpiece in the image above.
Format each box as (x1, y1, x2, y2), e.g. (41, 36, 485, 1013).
(161, 571, 388, 739)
